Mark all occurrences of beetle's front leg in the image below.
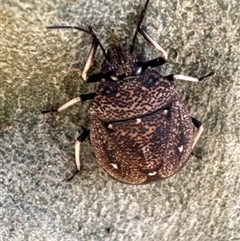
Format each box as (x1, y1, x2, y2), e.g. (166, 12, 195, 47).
(41, 92, 95, 114)
(82, 38, 98, 81)
(138, 26, 168, 61)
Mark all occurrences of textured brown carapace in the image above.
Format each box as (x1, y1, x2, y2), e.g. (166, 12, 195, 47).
(90, 67, 194, 184)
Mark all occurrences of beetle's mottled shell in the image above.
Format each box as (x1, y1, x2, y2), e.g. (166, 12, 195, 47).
(91, 69, 175, 121)
(90, 68, 194, 184)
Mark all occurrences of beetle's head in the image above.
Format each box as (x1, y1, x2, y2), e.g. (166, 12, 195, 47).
(101, 47, 147, 81)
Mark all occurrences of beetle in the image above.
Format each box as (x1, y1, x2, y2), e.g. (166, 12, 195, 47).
(42, 0, 214, 184)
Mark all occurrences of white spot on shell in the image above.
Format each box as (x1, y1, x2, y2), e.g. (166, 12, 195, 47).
(110, 76, 118, 81)
(163, 109, 168, 115)
(178, 145, 183, 152)
(141, 86, 148, 91)
(110, 163, 118, 169)
(108, 124, 113, 129)
(136, 118, 141, 124)
(135, 66, 142, 75)
(148, 171, 157, 176)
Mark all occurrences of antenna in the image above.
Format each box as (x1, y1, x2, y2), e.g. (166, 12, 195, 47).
(130, 0, 150, 53)
(46, 25, 109, 61)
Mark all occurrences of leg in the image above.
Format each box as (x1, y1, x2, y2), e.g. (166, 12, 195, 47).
(82, 39, 98, 81)
(87, 73, 105, 83)
(138, 26, 168, 60)
(142, 57, 166, 69)
(41, 92, 95, 114)
(165, 71, 215, 82)
(65, 128, 90, 182)
(192, 117, 204, 149)
(198, 71, 215, 81)
(47, 25, 110, 80)
(75, 129, 90, 171)
(191, 152, 202, 160)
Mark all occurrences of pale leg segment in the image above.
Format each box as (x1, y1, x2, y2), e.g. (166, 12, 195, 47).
(64, 129, 90, 182)
(75, 140, 81, 170)
(57, 97, 81, 112)
(41, 98, 81, 114)
(137, 25, 215, 83)
(192, 125, 204, 149)
(191, 117, 204, 149)
(82, 39, 98, 81)
(41, 93, 95, 114)
(165, 71, 215, 83)
(75, 129, 90, 171)
(138, 26, 168, 61)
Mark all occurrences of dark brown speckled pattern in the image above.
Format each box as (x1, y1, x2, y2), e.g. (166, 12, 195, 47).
(90, 69, 194, 184)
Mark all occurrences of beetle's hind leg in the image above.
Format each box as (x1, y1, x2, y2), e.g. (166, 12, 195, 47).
(192, 117, 204, 149)
(41, 93, 95, 114)
(75, 129, 90, 171)
(65, 129, 90, 182)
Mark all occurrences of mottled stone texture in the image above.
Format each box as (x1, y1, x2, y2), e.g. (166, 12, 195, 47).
(1, 0, 239, 241)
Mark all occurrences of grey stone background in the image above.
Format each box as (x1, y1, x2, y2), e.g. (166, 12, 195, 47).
(1, 0, 239, 240)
